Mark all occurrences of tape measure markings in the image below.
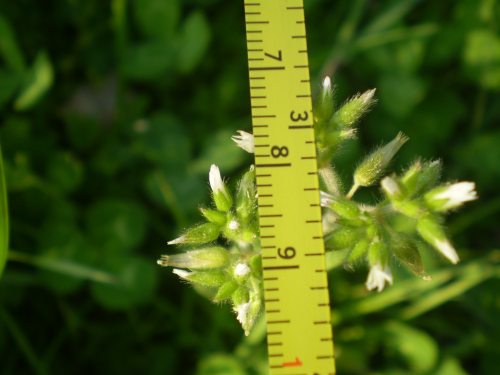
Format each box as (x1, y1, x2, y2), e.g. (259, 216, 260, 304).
(243, 1, 336, 374)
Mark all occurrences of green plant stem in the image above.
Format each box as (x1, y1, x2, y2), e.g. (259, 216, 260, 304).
(346, 183, 359, 199)
(7, 250, 117, 284)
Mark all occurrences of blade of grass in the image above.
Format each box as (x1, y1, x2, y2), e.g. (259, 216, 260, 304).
(0, 143, 9, 279)
(8, 249, 118, 284)
(0, 308, 47, 375)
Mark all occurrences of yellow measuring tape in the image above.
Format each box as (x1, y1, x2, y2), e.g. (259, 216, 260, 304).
(243, 1, 336, 374)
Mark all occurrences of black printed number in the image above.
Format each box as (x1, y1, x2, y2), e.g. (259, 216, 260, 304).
(290, 110, 309, 122)
(271, 145, 289, 158)
(278, 246, 296, 259)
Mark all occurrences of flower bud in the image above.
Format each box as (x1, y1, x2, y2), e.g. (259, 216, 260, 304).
(199, 207, 227, 225)
(331, 89, 376, 128)
(367, 239, 389, 267)
(325, 226, 361, 250)
(157, 246, 229, 269)
(231, 130, 254, 153)
(424, 182, 477, 212)
(234, 262, 251, 278)
(167, 222, 221, 245)
(346, 238, 369, 264)
(354, 132, 408, 187)
(417, 216, 459, 264)
(402, 160, 441, 197)
(209, 164, 233, 212)
(315, 76, 335, 121)
(321, 192, 362, 222)
(182, 270, 228, 287)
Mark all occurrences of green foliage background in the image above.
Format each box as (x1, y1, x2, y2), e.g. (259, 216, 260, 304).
(0, 0, 499, 374)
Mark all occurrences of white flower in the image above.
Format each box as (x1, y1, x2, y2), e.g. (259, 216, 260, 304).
(381, 176, 401, 197)
(172, 268, 191, 280)
(234, 301, 251, 327)
(322, 76, 331, 91)
(434, 239, 459, 264)
(433, 182, 477, 210)
(209, 164, 224, 193)
(231, 130, 254, 153)
(365, 263, 393, 292)
(234, 263, 250, 277)
(228, 219, 239, 230)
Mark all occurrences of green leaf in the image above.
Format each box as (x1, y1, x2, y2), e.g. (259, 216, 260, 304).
(14, 51, 54, 110)
(0, 15, 26, 74)
(133, 0, 180, 41)
(463, 29, 500, 89)
(0, 143, 9, 279)
(177, 12, 211, 73)
(383, 321, 439, 373)
(121, 41, 176, 81)
(86, 199, 148, 253)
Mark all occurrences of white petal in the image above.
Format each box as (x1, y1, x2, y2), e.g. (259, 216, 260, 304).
(381, 176, 400, 197)
(435, 239, 459, 264)
(209, 164, 224, 193)
(167, 235, 186, 245)
(365, 263, 392, 292)
(234, 263, 250, 277)
(322, 76, 331, 91)
(234, 302, 251, 326)
(231, 131, 254, 153)
(172, 268, 191, 279)
(435, 182, 477, 209)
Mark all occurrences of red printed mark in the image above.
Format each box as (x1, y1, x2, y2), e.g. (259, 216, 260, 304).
(282, 357, 302, 367)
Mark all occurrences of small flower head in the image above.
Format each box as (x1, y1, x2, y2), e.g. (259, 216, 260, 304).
(365, 263, 393, 292)
(425, 182, 477, 212)
(231, 130, 254, 153)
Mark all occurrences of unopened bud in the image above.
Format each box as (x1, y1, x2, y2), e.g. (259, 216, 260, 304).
(157, 246, 229, 269)
(236, 165, 256, 222)
(167, 222, 221, 245)
(209, 164, 233, 212)
(402, 160, 441, 197)
(390, 233, 424, 276)
(332, 89, 376, 128)
(315, 76, 334, 121)
(346, 238, 369, 264)
(323, 194, 362, 222)
(381, 176, 403, 199)
(325, 226, 361, 250)
(354, 132, 408, 187)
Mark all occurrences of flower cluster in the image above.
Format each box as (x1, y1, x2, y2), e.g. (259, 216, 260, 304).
(158, 77, 477, 334)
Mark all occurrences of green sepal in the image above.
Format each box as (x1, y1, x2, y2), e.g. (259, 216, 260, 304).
(346, 238, 369, 265)
(180, 222, 221, 244)
(390, 234, 425, 276)
(188, 270, 228, 287)
(213, 280, 239, 302)
(231, 286, 249, 306)
(200, 207, 227, 225)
